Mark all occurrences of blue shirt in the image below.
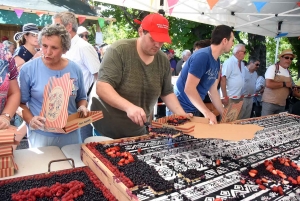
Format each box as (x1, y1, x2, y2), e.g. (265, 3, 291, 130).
(174, 46, 220, 112)
(19, 57, 87, 137)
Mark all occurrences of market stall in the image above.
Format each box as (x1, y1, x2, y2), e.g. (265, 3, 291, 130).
(1, 113, 300, 201)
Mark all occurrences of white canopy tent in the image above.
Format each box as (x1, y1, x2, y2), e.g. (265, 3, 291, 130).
(94, 0, 300, 37)
(94, 0, 300, 60)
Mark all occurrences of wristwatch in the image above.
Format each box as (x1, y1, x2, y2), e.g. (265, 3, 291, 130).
(1, 113, 11, 119)
(283, 82, 286, 87)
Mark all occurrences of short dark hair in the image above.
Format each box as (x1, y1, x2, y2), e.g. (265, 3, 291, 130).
(248, 56, 259, 64)
(193, 39, 211, 50)
(211, 25, 233, 45)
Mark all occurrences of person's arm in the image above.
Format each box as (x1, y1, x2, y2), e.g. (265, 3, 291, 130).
(208, 78, 224, 116)
(184, 73, 217, 124)
(266, 79, 292, 89)
(160, 93, 189, 117)
(96, 81, 147, 126)
(14, 56, 25, 71)
(220, 76, 229, 106)
(2, 79, 20, 118)
(0, 79, 20, 129)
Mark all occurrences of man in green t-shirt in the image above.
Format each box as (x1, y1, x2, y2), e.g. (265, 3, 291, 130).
(90, 13, 190, 139)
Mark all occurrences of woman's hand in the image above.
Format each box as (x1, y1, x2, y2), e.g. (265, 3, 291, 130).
(77, 105, 89, 117)
(0, 115, 10, 130)
(29, 116, 46, 130)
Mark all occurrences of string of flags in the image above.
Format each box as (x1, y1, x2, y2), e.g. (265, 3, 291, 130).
(12, 8, 108, 28)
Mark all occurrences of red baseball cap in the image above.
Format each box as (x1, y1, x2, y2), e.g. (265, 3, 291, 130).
(141, 13, 171, 44)
(169, 49, 175, 54)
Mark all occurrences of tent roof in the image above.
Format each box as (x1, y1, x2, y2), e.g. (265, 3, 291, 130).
(94, 0, 300, 37)
(0, 0, 98, 19)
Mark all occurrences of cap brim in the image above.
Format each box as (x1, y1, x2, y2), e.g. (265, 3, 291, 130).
(149, 32, 172, 44)
(13, 32, 24, 42)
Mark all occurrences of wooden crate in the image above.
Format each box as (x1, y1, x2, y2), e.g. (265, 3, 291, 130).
(81, 143, 140, 201)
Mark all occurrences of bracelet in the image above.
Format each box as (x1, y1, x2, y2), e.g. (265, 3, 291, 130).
(283, 82, 286, 87)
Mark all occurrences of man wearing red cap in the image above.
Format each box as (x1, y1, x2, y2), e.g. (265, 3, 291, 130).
(91, 13, 190, 139)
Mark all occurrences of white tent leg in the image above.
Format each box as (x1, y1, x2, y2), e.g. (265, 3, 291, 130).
(275, 38, 280, 63)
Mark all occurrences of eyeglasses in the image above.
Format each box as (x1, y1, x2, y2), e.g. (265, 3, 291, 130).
(79, 34, 89, 39)
(282, 56, 294, 61)
(239, 51, 246, 54)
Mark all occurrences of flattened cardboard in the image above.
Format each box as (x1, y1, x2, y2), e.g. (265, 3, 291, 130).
(153, 115, 263, 141)
(40, 73, 104, 134)
(220, 99, 244, 123)
(189, 123, 263, 141)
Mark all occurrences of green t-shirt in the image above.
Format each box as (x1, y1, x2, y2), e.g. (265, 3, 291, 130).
(91, 39, 173, 139)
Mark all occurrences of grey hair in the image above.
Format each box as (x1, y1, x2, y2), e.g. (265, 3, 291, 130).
(232, 44, 245, 54)
(182, 49, 191, 57)
(52, 11, 78, 33)
(38, 24, 71, 52)
(3, 40, 14, 48)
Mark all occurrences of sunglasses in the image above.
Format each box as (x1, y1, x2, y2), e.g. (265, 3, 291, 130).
(282, 56, 294, 61)
(79, 34, 89, 39)
(255, 63, 260, 66)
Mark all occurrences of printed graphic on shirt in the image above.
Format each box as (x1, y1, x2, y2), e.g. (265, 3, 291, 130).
(206, 68, 219, 80)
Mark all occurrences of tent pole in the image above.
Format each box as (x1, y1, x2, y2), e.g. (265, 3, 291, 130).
(275, 38, 280, 64)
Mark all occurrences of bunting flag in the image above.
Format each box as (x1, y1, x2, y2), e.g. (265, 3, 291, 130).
(275, 32, 288, 38)
(14, 9, 24, 18)
(150, 0, 154, 6)
(253, 1, 267, 12)
(297, 2, 300, 7)
(98, 18, 105, 28)
(36, 11, 45, 17)
(207, 0, 219, 10)
(78, 16, 86, 24)
(167, 0, 179, 15)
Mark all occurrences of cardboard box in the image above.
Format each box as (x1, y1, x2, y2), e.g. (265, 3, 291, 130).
(0, 167, 14, 178)
(0, 156, 13, 169)
(39, 73, 103, 133)
(220, 99, 244, 123)
(0, 145, 13, 156)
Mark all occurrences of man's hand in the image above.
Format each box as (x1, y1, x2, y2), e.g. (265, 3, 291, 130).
(285, 81, 292, 88)
(204, 111, 218, 124)
(29, 116, 46, 130)
(126, 105, 147, 126)
(221, 97, 229, 107)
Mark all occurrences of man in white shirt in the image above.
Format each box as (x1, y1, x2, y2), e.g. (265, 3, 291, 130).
(261, 49, 294, 116)
(220, 44, 246, 107)
(53, 11, 100, 95)
(53, 11, 101, 141)
(238, 57, 260, 119)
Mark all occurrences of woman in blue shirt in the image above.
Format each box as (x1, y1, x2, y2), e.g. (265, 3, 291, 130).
(19, 24, 88, 148)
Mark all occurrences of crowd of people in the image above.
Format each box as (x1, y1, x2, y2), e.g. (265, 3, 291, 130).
(0, 12, 299, 148)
